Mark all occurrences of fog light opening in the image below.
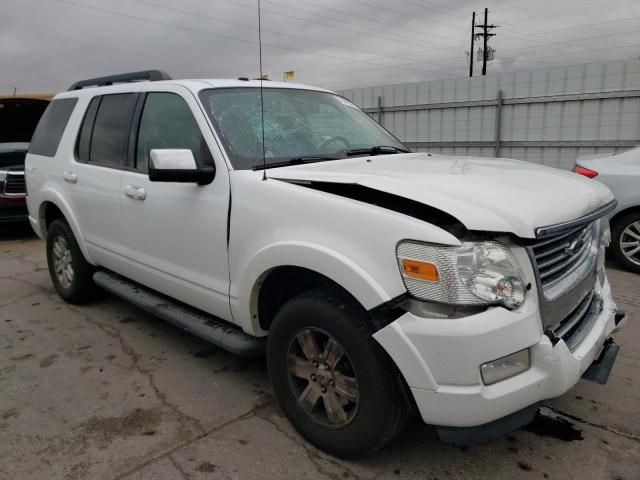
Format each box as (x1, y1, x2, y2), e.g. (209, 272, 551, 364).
(480, 349, 530, 386)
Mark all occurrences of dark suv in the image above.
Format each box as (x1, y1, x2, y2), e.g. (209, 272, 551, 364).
(0, 96, 50, 224)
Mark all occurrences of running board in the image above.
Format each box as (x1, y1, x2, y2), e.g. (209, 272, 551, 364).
(93, 271, 265, 356)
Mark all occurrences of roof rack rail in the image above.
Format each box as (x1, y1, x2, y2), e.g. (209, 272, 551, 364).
(68, 70, 172, 91)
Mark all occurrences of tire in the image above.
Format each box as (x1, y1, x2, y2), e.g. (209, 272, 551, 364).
(267, 287, 408, 459)
(611, 212, 640, 274)
(46, 219, 99, 303)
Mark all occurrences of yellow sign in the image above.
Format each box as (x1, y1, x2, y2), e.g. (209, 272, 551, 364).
(283, 71, 295, 82)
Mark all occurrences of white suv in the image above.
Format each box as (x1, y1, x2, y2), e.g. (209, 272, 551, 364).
(25, 70, 626, 458)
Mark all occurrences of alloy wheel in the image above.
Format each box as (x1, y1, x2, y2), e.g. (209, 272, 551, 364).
(286, 328, 359, 429)
(52, 235, 74, 289)
(620, 220, 640, 267)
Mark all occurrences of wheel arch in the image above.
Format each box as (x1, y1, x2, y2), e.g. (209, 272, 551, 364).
(36, 192, 94, 264)
(235, 241, 398, 335)
(255, 266, 364, 332)
(610, 205, 640, 229)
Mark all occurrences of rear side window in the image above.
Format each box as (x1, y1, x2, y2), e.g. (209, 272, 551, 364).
(90, 94, 137, 167)
(76, 97, 101, 163)
(28, 98, 78, 157)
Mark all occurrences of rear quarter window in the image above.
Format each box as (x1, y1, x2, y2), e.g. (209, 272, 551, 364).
(28, 98, 78, 157)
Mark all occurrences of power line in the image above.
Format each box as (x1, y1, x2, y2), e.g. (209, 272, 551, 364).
(496, 28, 640, 54)
(364, 13, 640, 59)
(497, 0, 637, 14)
(313, 42, 640, 90)
(43, 0, 640, 92)
(56, 0, 485, 78)
(122, 0, 464, 71)
(293, 6, 640, 76)
(401, 0, 469, 21)
(491, 0, 640, 35)
(50, 0, 458, 75)
(218, 0, 454, 50)
(499, 14, 640, 42)
(297, 21, 640, 78)
(331, 0, 466, 30)
(262, 0, 457, 48)
(218, 0, 640, 74)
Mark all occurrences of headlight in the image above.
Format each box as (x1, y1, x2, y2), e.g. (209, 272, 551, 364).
(397, 240, 527, 309)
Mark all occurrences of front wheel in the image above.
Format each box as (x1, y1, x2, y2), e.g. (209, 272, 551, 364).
(611, 212, 640, 274)
(46, 219, 98, 303)
(267, 287, 408, 459)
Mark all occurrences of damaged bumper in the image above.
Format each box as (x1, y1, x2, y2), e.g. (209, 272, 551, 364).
(373, 274, 621, 436)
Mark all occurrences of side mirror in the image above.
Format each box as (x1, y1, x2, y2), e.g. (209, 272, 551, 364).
(148, 149, 215, 185)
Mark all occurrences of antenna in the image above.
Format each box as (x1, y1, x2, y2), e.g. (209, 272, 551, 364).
(257, 0, 267, 180)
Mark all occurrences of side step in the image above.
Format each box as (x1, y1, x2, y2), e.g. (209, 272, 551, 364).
(93, 271, 265, 357)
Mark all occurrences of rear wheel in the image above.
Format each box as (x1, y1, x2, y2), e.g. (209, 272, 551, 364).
(267, 287, 408, 459)
(46, 219, 98, 303)
(611, 212, 640, 274)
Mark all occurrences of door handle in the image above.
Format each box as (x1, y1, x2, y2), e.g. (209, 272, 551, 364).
(63, 171, 77, 184)
(124, 185, 146, 201)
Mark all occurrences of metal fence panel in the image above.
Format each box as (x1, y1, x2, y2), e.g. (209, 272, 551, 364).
(339, 59, 640, 169)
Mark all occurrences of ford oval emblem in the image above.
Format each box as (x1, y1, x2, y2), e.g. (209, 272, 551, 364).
(565, 238, 585, 256)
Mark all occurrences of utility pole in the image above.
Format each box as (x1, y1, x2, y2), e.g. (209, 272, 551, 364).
(470, 8, 497, 77)
(482, 8, 493, 75)
(469, 11, 475, 77)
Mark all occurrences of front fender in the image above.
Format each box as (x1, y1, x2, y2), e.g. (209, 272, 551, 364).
(232, 241, 396, 335)
(35, 188, 95, 265)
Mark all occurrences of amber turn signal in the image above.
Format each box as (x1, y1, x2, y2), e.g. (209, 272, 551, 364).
(401, 259, 439, 282)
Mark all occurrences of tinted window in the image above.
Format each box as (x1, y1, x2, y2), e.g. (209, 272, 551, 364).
(76, 97, 101, 163)
(28, 98, 78, 157)
(136, 93, 211, 172)
(90, 94, 136, 167)
(0, 98, 49, 143)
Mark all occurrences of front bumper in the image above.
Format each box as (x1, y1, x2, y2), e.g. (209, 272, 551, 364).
(373, 274, 620, 429)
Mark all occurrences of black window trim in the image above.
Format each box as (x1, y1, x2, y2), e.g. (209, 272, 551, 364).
(74, 92, 141, 171)
(128, 92, 148, 171)
(74, 95, 101, 164)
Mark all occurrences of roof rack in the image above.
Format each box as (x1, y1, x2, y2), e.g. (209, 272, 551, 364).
(68, 70, 172, 91)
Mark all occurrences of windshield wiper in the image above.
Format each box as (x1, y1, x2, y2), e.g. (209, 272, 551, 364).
(345, 145, 410, 156)
(252, 156, 340, 171)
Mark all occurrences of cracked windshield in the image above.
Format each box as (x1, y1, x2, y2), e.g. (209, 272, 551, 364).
(200, 87, 406, 169)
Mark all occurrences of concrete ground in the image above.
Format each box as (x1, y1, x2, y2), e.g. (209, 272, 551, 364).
(1, 225, 639, 480)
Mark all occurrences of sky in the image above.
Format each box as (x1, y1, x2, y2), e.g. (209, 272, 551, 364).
(1, 0, 639, 94)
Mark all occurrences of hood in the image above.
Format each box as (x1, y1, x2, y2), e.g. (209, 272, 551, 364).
(268, 153, 614, 239)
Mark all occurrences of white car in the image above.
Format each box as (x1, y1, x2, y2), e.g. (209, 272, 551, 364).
(575, 146, 640, 273)
(25, 71, 626, 458)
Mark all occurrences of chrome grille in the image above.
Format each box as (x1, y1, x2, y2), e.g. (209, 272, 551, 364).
(4, 171, 26, 195)
(531, 222, 595, 290)
(551, 290, 601, 351)
(529, 202, 616, 331)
